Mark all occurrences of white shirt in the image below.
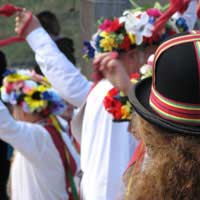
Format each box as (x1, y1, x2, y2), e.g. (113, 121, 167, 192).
(27, 28, 137, 200)
(81, 79, 136, 200)
(0, 101, 80, 200)
(183, 0, 198, 30)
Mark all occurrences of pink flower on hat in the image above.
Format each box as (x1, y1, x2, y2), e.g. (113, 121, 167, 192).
(147, 8, 162, 18)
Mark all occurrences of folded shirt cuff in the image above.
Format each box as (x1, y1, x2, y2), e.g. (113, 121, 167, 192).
(26, 27, 55, 52)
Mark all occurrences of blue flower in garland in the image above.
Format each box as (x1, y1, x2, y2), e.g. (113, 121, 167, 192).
(83, 41, 95, 59)
(42, 90, 66, 115)
(9, 91, 19, 105)
(148, 16, 156, 25)
(95, 35, 104, 52)
(176, 17, 188, 32)
(2, 69, 16, 77)
(42, 90, 54, 101)
(51, 101, 66, 115)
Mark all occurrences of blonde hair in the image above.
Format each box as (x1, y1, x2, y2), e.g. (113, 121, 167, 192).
(126, 114, 200, 200)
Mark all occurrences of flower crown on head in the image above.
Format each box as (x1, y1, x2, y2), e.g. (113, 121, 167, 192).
(1, 69, 66, 116)
(83, 2, 189, 59)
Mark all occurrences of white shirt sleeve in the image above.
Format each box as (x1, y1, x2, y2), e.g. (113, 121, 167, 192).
(26, 27, 92, 107)
(0, 101, 52, 162)
(183, 0, 198, 30)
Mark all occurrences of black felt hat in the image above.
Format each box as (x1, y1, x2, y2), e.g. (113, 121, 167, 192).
(129, 31, 200, 135)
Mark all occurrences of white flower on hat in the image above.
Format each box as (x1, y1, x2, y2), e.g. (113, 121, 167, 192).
(140, 54, 154, 79)
(120, 11, 154, 45)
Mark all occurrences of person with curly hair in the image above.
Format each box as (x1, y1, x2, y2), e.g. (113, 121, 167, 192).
(94, 31, 200, 199)
(128, 31, 200, 200)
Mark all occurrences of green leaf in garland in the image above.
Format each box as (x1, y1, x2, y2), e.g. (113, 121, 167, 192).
(115, 33, 124, 44)
(97, 17, 105, 26)
(129, 0, 169, 13)
(154, 2, 169, 12)
(129, 0, 140, 9)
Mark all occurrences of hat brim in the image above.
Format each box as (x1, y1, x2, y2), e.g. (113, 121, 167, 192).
(129, 77, 200, 135)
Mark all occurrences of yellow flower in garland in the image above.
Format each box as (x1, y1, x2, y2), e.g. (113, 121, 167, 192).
(24, 85, 50, 112)
(121, 101, 132, 120)
(5, 74, 29, 83)
(127, 32, 136, 45)
(37, 85, 51, 92)
(99, 31, 118, 52)
(24, 95, 48, 112)
(26, 85, 49, 95)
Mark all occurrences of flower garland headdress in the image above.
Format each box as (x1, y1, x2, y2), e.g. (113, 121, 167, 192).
(1, 70, 66, 116)
(83, 1, 190, 60)
(85, 1, 192, 122)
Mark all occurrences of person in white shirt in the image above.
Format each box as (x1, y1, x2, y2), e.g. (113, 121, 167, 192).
(14, 1, 197, 199)
(0, 69, 80, 200)
(95, 30, 200, 200)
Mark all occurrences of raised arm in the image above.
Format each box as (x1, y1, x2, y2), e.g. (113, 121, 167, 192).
(93, 52, 133, 95)
(183, 0, 198, 30)
(0, 101, 52, 162)
(15, 12, 92, 107)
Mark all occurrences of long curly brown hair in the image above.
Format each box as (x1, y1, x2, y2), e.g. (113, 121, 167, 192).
(126, 114, 200, 200)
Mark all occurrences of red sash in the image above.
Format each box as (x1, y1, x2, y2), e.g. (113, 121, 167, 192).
(0, 4, 32, 47)
(44, 124, 79, 200)
(125, 141, 145, 174)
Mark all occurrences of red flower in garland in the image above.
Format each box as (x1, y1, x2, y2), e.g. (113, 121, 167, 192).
(130, 73, 140, 80)
(103, 88, 119, 110)
(120, 35, 131, 51)
(99, 19, 113, 31)
(104, 95, 114, 109)
(146, 8, 162, 18)
(112, 102, 123, 120)
(99, 18, 123, 33)
(103, 96, 122, 120)
(103, 73, 140, 122)
(6, 83, 14, 93)
(108, 88, 118, 96)
(103, 88, 123, 120)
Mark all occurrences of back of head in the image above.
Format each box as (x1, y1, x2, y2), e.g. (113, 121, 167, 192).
(1, 69, 66, 117)
(127, 114, 200, 200)
(37, 10, 60, 36)
(83, 1, 192, 82)
(128, 30, 200, 199)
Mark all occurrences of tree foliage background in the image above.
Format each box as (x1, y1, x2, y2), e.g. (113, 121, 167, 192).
(0, 0, 80, 68)
(0, 0, 169, 69)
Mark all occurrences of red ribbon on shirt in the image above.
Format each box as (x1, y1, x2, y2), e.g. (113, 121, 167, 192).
(125, 141, 145, 174)
(0, 4, 32, 47)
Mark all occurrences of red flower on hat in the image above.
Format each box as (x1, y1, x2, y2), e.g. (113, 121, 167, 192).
(147, 8, 162, 18)
(6, 83, 14, 93)
(130, 73, 140, 80)
(108, 18, 123, 32)
(120, 35, 131, 51)
(143, 32, 160, 45)
(99, 18, 123, 33)
(99, 19, 113, 31)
